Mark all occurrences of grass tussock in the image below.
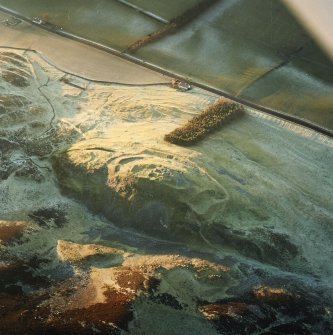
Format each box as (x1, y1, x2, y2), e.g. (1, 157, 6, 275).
(127, 0, 218, 53)
(2, 68, 30, 87)
(0, 52, 27, 66)
(164, 99, 245, 146)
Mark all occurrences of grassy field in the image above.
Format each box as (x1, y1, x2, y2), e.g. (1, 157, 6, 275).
(0, 0, 332, 130)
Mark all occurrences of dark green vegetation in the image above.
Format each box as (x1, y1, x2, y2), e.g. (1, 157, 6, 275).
(28, 206, 68, 228)
(164, 99, 245, 146)
(127, 0, 218, 53)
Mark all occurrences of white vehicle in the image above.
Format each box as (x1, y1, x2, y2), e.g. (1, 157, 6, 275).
(171, 79, 191, 92)
(32, 17, 44, 25)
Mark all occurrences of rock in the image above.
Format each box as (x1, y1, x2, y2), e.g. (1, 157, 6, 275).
(52, 127, 227, 241)
(253, 285, 292, 303)
(48, 240, 228, 331)
(57, 240, 125, 263)
(199, 302, 248, 319)
(198, 285, 333, 334)
(0, 220, 29, 243)
(0, 48, 332, 334)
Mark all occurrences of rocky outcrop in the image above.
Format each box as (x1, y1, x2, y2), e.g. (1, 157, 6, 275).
(52, 131, 227, 241)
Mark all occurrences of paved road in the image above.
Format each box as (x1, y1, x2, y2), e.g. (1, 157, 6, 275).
(0, 7, 332, 138)
(0, 11, 170, 85)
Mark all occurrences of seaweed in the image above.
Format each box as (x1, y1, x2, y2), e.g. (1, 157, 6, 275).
(164, 98, 245, 146)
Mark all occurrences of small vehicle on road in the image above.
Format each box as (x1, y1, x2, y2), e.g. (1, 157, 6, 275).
(171, 79, 192, 92)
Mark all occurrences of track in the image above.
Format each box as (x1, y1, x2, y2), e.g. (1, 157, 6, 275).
(0, 5, 332, 138)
